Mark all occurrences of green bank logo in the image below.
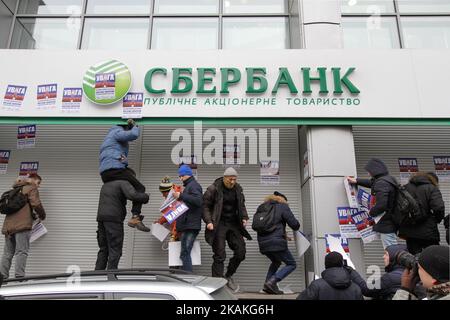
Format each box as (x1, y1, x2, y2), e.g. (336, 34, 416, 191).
(83, 59, 131, 105)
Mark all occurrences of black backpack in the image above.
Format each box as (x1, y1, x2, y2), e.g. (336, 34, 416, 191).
(380, 177, 425, 225)
(0, 186, 28, 215)
(252, 202, 277, 235)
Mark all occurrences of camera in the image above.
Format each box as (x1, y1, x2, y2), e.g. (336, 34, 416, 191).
(396, 250, 419, 271)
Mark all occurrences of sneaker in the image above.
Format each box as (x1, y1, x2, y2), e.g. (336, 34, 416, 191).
(128, 216, 150, 232)
(225, 276, 240, 293)
(263, 277, 284, 295)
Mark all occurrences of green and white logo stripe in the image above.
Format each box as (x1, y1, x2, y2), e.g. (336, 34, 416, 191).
(83, 59, 131, 105)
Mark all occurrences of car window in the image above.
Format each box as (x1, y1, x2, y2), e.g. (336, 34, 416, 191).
(4, 293, 104, 300)
(113, 292, 175, 300)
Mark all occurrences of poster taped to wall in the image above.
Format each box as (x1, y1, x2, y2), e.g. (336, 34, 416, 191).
(0, 150, 10, 175)
(17, 125, 36, 149)
(398, 158, 419, 184)
(62, 87, 82, 113)
(343, 178, 358, 208)
(19, 161, 39, 178)
(325, 234, 355, 269)
(337, 207, 361, 238)
(2, 84, 27, 110)
(433, 156, 450, 181)
(95, 73, 115, 100)
(260, 160, 280, 185)
(350, 210, 379, 244)
(37, 83, 57, 110)
(122, 92, 143, 119)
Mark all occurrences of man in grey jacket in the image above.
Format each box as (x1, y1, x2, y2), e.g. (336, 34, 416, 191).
(95, 180, 149, 270)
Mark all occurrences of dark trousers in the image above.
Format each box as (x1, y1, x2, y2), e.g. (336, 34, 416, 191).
(101, 167, 146, 215)
(212, 221, 246, 278)
(264, 249, 297, 282)
(406, 238, 439, 255)
(95, 221, 124, 270)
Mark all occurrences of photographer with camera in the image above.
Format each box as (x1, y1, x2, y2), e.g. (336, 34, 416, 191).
(348, 244, 406, 300)
(393, 245, 450, 300)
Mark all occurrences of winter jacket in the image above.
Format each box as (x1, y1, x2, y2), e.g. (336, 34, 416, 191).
(256, 194, 300, 254)
(99, 125, 140, 174)
(176, 177, 203, 232)
(356, 159, 397, 233)
(398, 173, 445, 242)
(444, 215, 449, 245)
(2, 180, 46, 236)
(97, 180, 149, 223)
(297, 267, 363, 300)
(349, 244, 406, 300)
(203, 177, 252, 245)
(393, 282, 450, 300)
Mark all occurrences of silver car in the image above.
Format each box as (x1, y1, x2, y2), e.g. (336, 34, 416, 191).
(0, 269, 237, 300)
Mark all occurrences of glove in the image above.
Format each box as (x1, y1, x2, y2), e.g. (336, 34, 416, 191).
(127, 118, 136, 129)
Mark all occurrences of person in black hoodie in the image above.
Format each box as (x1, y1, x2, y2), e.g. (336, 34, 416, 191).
(399, 172, 445, 255)
(297, 251, 363, 300)
(348, 244, 406, 300)
(173, 165, 203, 272)
(255, 192, 300, 295)
(347, 158, 398, 249)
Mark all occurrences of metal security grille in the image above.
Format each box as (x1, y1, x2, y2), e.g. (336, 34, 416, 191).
(0, 124, 304, 292)
(353, 126, 450, 275)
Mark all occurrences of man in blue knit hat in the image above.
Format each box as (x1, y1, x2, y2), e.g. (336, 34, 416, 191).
(173, 165, 203, 272)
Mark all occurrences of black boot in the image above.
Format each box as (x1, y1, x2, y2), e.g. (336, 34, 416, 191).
(263, 276, 283, 295)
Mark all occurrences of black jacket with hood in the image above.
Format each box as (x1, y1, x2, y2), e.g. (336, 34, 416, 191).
(398, 173, 445, 242)
(256, 194, 300, 254)
(297, 267, 363, 300)
(356, 158, 398, 233)
(349, 244, 406, 300)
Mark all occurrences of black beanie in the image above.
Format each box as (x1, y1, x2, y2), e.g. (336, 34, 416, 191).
(325, 251, 344, 269)
(274, 191, 287, 202)
(418, 245, 450, 283)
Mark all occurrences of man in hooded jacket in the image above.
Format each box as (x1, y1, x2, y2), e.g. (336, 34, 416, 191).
(297, 252, 363, 300)
(347, 158, 398, 249)
(400, 172, 445, 255)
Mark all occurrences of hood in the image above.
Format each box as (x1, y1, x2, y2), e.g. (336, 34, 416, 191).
(385, 244, 407, 271)
(409, 172, 438, 186)
(264, 194, 287, 204)
(12, 179, 30, 188)
(364, 158, 389, 178)
(321, 267, 352, 289)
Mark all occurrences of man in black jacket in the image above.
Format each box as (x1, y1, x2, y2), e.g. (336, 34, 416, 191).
(400, 172, 445, 254)
(256, 192, 300, 295)
(297, 252, 363, 300)
(95, 180, 149, 270)
(349, 244, 406, 300)
(203, 167, 252, 292)
(347, 158, 398, 249)
(173, 165, 203, 272)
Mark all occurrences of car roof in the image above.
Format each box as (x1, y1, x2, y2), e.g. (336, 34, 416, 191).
(0, 269, 228, 300)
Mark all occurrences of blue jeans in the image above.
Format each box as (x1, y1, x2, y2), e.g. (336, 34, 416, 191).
(264, 249, 297, 282)
(380, 232, 398, 249)
(180, 230, 199, 272)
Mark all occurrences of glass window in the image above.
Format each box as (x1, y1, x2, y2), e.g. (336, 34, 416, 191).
(223, 17, 288, 49)
(397, 0, 450, 13)
(86, 0, 151, 14)
(223, 0, 287, 14)
(341, 0, 394, 13)
(341, 17, 400, 48)
(0, 1, 13, 48)
(18, 0, 83, 14)
(10, 18, 80, 49)
(151, 18, 218, 49)
(402, 17, 450, 48)
(81, 18, 149, 50)
(3, 0, 18, 13)
(154, 0, 219, 14)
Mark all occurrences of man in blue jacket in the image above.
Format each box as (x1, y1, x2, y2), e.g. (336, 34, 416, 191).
(173, 165, 203, 272)
(99, 119, 149, 232)
(255, 192, 300, 294)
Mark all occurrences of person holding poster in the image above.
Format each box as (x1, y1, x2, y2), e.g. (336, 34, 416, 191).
(203, 167, 252, 293)
(171, 165, 203, 272)
(155, 176, 179, 241)
(254, 192, 300, 295)
(399, 172, 445, 255)
(347, 158, 398, 249)
(99, 119, 150, 232)
(1, 174, 46, 279)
